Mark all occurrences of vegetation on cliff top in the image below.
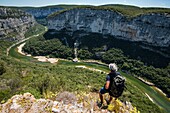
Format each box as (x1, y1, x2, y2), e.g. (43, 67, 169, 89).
(24, 24, 45, 38)
(48, 4, 170, 18)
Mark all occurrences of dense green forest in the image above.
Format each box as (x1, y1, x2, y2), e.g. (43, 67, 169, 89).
(0, 39, 166, 113)
(23, 36, 73, 58)
(23, 31, 170, 99)
(42, 31, 170, 68)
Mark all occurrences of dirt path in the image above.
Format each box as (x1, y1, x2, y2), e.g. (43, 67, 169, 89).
(17, 43, 26, 55)
(76, 65, 107, 74)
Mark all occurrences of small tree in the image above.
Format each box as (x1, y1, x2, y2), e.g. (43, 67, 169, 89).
(78, 49, 93, 59)
(101, 48, 126, 64)
(121, 62, 130, 71)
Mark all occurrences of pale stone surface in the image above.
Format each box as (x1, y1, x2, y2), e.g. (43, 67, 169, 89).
(33, 56, 58, 63)
(0, 92, 136, 113)
(47, 58, 58, 63)
(48, 8, 170, 47)
(145, 93, 154, 103)
(17, 43, 26, 55)
(0, 8, 35, 41)
(17, 42, 58, 64)
(34, 56, 48, 62)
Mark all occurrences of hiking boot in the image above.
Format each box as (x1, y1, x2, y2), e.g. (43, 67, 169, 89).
(97, 101, 103, 108)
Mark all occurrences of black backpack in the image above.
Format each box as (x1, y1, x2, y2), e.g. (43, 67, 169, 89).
(109, 73, 126, 98)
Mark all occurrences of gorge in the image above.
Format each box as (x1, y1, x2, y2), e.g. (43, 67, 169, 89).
(0, 5, 170, 113)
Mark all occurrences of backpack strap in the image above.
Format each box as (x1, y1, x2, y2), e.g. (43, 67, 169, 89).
(108, 72, 118, 90)
(116, 72, 121, 76)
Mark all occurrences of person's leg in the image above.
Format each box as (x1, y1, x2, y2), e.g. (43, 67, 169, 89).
(105, 96, 113, 105)
(99, 87, 107, 104)
(108, 96, 113, 104)
(107, 92, 116, 105)
(99, 92, 104, 103)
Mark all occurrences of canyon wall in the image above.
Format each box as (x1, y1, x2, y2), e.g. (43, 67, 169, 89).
(0, 7, 36, 41)
(48, 8, 170, 47)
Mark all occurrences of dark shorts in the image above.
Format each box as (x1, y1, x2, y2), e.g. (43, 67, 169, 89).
(99, 87, 109, 94)
(99, 87, 114, 96)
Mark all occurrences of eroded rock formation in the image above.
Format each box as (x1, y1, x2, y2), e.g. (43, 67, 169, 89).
(48, 8, 170, 47)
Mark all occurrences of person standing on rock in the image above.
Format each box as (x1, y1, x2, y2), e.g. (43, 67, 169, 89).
(98, 63, 124, 107)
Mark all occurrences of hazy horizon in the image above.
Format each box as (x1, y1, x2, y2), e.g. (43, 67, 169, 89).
(0, 0, 170, 8)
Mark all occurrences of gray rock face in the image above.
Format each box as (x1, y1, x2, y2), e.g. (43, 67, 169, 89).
(0, 8, 36, 41)
(48, 8, 170, 47)
(24, 7, 64, 18)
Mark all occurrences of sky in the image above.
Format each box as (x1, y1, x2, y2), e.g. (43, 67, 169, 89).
(0, 0, 170, 8)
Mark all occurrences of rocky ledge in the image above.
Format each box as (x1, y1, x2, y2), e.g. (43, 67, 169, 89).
(0, 92, 138, 113)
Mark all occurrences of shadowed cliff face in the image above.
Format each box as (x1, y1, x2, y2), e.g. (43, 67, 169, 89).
(24, 8, 64, 18)
(0, 8, 36, 41)
(22, 7, 64, 25)
(47, 8, 170, 47)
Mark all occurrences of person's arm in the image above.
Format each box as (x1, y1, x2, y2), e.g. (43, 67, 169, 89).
(105, 75, 110, 89)
(105, 81, 110, 89)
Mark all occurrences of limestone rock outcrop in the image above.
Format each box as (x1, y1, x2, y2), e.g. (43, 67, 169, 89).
(48, 8, 170, 47)
(0, 92, 137, 113)
(0, 7, 35, 41)
(24, 7, 63, 18)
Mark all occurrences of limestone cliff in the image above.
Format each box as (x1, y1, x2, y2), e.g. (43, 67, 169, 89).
(24, 7, 64, 18)
(0, 7, 35, 41)
(47, 8, 170, 47)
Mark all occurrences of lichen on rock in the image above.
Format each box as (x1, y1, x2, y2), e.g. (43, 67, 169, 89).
(0, 92, 139, 113)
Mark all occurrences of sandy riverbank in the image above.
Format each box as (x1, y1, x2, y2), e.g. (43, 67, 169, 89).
(17, 43, 58, 64)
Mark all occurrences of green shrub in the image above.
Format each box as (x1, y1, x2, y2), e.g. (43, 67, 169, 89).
(0, 61, 6, 75)
(23, 37, 73, 59)
(78, 49, 93, 59)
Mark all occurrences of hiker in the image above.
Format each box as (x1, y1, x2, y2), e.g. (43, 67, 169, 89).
(99, 63, 121, 106)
